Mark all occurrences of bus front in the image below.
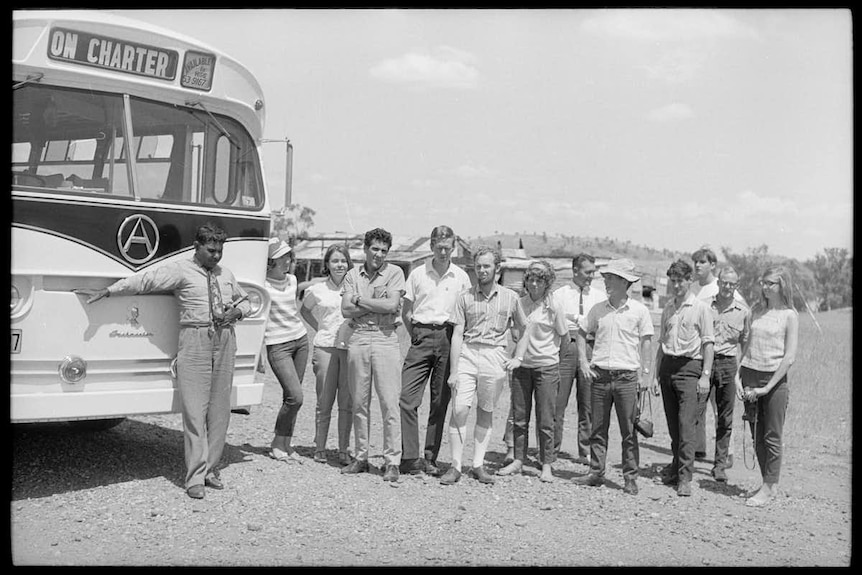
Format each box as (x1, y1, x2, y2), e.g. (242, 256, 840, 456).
(11, 11, 272, 425)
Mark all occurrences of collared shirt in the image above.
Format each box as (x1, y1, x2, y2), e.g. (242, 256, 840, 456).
(519, 292, 568, 368)
(709, 296, 751, 357)
(303, 279, 348, 348)
(404, 259, 471, 325)
(342, 261, 406, 328)
(264, 274, 308, 346)
(585, 297, 654, 371)
(659, 293, 715, 359)
(454, 283, 527, 348)
(108, 256, 250, 327)
(554, 282, 607, 338)
(691, 277, 746, 304)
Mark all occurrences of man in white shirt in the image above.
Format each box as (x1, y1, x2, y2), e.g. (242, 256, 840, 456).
(553, 254, 606, 465)
(399, 225, 471, 476)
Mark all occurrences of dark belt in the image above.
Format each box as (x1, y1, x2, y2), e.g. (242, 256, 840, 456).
(714, 354, 736, 360)
(594, 366, 638, 377)
(665, 354, 699, 361)
(413, 322, 452, 330)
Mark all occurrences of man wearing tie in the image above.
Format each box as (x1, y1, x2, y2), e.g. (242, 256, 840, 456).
(553, 254, 606, 464)
(76, 222, 250, 499)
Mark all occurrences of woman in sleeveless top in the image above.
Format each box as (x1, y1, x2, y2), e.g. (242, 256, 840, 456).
(264, 238, 309, 463)
(737, 265, 798, 507)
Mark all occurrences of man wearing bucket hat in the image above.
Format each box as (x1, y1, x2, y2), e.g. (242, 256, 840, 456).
(571, 258, 654, 495)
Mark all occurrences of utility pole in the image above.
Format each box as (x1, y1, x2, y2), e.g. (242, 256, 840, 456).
(260, 137, 293, 208)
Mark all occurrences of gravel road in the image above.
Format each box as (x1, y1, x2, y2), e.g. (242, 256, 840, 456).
(11, 357, 851, 566)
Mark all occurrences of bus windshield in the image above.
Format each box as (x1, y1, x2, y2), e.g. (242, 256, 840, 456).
(12, 83, 264, 210)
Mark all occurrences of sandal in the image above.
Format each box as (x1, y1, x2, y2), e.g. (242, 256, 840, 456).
(338, 452, 352, 466)
(285, 450, 304, 464)
(314, 451, 327, 463)
(268, 447, 290, 461)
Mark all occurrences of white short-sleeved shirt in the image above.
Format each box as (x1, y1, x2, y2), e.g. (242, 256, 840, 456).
(303, 279, 348, 348)
(404, 260, 471, 325)
(554, 282, 607, 338)
(585, 297, 654, 371)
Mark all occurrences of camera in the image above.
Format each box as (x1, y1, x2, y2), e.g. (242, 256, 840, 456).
(742, 388, 758, 422)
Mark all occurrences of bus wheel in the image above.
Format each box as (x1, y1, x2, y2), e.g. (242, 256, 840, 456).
(68, 418, 126, 432)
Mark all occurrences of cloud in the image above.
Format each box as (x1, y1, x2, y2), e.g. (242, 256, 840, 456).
(450, 164, 494, 178)
(581, 9, 759, 42)
(640, 49, 707, 84)
(647, 102, 695, 122)
(369, 46, 479, 90)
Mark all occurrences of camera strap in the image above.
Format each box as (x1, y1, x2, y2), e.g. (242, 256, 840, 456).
(742, 400, 758, 471)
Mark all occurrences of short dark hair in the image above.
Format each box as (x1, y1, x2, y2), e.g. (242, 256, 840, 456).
(195, 222, 227, 245)
(691, 247, 717, 265)
(667, 259, 693, 280)
(472, 245, 501, 266)
(429, 225, 456, 246)
(364, 228, 392, 249)
(572, 253, 595, 270)
(323, 244, 353, 276)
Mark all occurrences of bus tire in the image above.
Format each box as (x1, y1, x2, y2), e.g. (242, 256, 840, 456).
(68, 418, 126, 432)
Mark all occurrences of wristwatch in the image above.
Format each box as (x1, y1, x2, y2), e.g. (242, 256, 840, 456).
(352, 294, 361, 307)
(703, 370, 711, 376)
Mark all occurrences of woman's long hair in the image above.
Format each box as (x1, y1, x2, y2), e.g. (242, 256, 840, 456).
(759, 265, 795, 311)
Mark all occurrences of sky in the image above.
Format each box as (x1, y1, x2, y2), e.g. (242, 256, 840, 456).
(114, 8, 851, 262)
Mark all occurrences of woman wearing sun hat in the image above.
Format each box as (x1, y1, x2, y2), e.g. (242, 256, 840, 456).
(263, 237, 309, 463)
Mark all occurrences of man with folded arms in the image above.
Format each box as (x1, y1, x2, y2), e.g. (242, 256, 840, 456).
(439, 246, 528, 486)
(654, 259, 715, 497)
(399, 225, 471, 477)
(340, 227, 406, 482)
(571, 259, 653, 495)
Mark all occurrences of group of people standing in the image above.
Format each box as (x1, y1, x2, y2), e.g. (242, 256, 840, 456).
(76, 223, 798, 508)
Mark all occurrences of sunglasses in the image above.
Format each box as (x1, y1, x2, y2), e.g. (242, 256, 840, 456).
(760, 280, 780, 287)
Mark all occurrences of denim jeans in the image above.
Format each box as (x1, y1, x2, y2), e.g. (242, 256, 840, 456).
(740, 366, 789, 483)
(659, 355, 703, 483)
(348, 327, 402, 466)
(557, 337, 592, 457)
(267, 334, 309, 437)
(694, 356, 738, 468)
(312, 346, 351, 454)
(511, 364, 559, 464)
(588, 368, 639, 480)
(399, 324, 453, 463)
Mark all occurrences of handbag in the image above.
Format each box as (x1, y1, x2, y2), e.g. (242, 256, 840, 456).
(635, 388, 655, 438)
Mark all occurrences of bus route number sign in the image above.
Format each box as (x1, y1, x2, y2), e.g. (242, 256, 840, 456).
(181, 51, 216, 91)
(11, 329, 22, 354)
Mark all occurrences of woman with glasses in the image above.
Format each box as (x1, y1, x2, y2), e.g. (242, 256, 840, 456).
(737, 266, 799, 507)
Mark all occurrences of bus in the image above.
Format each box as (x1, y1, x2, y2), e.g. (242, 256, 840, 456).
(11, 10, 280, 427)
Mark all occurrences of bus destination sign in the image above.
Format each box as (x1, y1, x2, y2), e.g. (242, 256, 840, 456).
(181, 51, 216, 91)
(48, 27, 178, 82)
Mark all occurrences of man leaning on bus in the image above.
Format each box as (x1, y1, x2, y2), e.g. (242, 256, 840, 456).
(75, 222, 251, 500)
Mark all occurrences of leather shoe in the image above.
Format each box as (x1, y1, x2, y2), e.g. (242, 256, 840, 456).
(399, 458, 425, 475)
(439, 467, 461, 485)
(186, 485, 205, 499)
(623, 478, 639, 495)
(341, 459, 369, 474)
(712, 466, 728, 483)
(470, 465, 495, 484)
(424, 459, 441, 476)
(677, 480, 692, 497)
(695, 451, 707, 461)
(383, 464, 400, 482)
(572, 473, 603, 487)
(204, 475, 224, 490)
(660, 467, 679, 486)
(572, 455, 590, 466)
(726, 454, 734, 469)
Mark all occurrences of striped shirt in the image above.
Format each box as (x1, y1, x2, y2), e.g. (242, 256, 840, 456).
(659, 293, 715, 359)
(264, 275, 307, 345)
(710, 296, 751, 357)
(741, 308, 797, 372)
(454, 283, 527, 348)
(107, 256, 250, 327)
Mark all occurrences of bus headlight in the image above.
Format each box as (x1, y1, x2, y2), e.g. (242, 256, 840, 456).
(58, 355, 87, 383)
(169, 356, 178, 379)
(11, 275, 34, 319)
(11, 285, 20, 312)
(241, 285, 267, 318)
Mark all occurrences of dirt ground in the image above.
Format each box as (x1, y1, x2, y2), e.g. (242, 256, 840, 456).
(11, 352, 852, 566)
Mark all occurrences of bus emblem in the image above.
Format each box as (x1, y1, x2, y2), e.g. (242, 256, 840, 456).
(117, 215, 160, 264)
(128, 306, 140, 327)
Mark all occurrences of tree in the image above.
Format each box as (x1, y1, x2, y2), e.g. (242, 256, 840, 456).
(808, 248, 853, 311)
(271, 203, 316, 244)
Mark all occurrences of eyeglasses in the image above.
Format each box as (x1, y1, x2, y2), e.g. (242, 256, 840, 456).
(718, 281, 738, 289)
(760, 280, 779, 287)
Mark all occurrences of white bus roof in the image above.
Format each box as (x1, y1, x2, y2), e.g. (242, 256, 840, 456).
(12, 9, 266, 139)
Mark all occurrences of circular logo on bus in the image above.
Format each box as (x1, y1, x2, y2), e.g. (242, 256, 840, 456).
(117, 215, 160, 264)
